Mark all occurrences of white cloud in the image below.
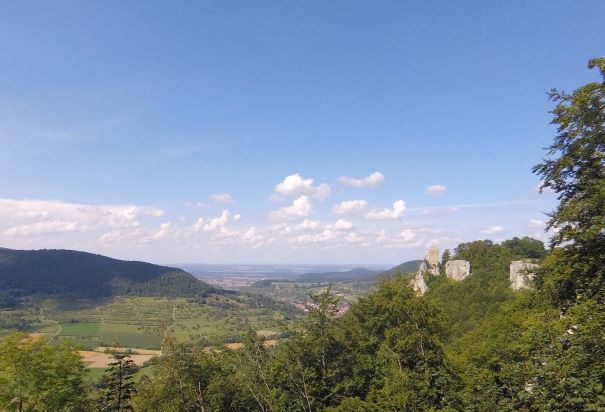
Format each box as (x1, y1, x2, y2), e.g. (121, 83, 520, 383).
(425, 184, 447, 195)
(332, 199, 368, 215)
(2, 220, 78, 236)
(268, 196, 313, 221)
(482, 225, 505, 235)
(193, 210, 231, 232)
(150, 222, 173, 241)
(399, 229, 417, 242)
(528, 218, 546, 229)
(211, 193, 234, 203)
(297, 219, 322, 231)
(233, 214, 241, 221)
(326, 219, 353, 231)
(293, 229, 337, 245)
(273, 173, 331, 199)
(338, 171, 384, 187)
(345, 232, 364, 243)
(217, 227, 240, 238)
(0, 198, 164, 234)
(243, 226, 260, 243)
(364, 200, 406, 220)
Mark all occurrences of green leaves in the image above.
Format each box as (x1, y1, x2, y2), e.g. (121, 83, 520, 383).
(0, 333, 88, 412)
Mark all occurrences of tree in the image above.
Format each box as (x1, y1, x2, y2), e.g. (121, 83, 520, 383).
(533, 57, 605, 306)
(440, 249, 451, 276)
(515, 57, 605, 410)
(103, 353, 137, 411)
(0, 333, 89, 412)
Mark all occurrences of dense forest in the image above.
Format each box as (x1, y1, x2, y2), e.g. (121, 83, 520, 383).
(0, 58, 603, 411)
(0, 248, 214, 301)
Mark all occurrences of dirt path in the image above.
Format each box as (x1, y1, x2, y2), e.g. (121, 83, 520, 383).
(47, 320, 62, 344)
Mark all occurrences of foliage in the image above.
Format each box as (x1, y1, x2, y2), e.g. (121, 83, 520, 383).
(532, 58, 605, 306)
(0, 333, 89, 412)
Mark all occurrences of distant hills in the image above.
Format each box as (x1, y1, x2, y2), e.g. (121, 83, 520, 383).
(283, 260, 423, 284)
(0, 247, 214, 300)
(380, 259, 423, 277)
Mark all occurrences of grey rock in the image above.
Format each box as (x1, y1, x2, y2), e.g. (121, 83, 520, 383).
(445, 260, 471, 281)
(510, 260, 539, 290)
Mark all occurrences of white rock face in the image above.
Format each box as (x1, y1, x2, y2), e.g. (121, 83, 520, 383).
(410, 247, 440, 295)
(445, 260, 471, 281)
(411, 263, 428, 295)
(510, 260, 539, 290)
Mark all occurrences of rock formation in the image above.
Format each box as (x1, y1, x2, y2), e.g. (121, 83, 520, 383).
(510, 260, 539, 290)
(411, 247, 439, 295)
(411, 270, 428, 295)
(445, 260, 471, 281)
(424, 247, 440, 277)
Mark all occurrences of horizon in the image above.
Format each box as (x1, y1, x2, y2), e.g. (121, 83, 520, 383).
(2, 2, 604, 263)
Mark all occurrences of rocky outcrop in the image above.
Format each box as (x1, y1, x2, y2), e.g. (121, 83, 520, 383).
(411, 247, 440, 295)
(411, 268, 428, 295)
(510, 260, 539, 290)
(424, 247, 440, 277)
(445, 260, 471, 281)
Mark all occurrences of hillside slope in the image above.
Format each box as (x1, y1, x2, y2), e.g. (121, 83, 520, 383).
(380, 259, 423, 277)
(0, 247, 214, 299)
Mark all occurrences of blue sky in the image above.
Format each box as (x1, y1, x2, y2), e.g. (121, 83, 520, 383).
(0, 1, 603, 264)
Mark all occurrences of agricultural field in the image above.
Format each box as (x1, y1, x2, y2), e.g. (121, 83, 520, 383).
(0, 293, 298, 351)
(244, 279, 376, 308)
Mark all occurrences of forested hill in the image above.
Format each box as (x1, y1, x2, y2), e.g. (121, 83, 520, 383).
(380, 259, 423, 277)
(0, 247, 214, 299)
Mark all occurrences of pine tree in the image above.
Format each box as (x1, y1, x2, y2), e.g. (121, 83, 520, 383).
(103, 353, 137, 411)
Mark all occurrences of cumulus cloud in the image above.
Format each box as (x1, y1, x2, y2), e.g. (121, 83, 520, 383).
(482, 225, 505, 235)
(425, 184, 447, 195)
(0, 198, 165, 236)
(326, 219, 353, 231)
(193, 210, 231, 232)
(273, 173, 331, 199)
(364, 200, 406, 220)
(2, 220, 78, 236)
(151, 222, 173, 240)
(268, 196, 313, 221)
(528, 218, 546, 229)
(211, 193, 234, 203)
(338, 171, 384, 187)
(297, 219, 322, 231)
(399, 229, 417, 242)
(332, 199, 368, 215)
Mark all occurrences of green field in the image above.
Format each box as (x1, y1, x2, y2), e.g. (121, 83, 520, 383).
(0, 294, 298, 350)
(60, 322, 101, 336)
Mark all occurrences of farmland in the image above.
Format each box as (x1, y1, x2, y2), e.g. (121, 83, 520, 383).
(0, 293, 298, 351)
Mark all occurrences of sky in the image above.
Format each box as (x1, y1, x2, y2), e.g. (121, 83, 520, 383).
(0, 1, 604, 264)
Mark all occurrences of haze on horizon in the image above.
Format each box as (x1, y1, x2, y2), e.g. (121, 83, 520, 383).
(1, 1, 604, 264)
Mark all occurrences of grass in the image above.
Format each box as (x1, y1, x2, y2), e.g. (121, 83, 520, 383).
(60, 322, 101, 336)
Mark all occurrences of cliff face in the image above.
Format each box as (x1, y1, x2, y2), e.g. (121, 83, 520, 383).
(510, 260, 539, 290)
(445, 260, 471, 281)
(412, 263, 429, 294)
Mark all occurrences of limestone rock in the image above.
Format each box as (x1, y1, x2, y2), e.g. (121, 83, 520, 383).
(426, 247, 440, 266)
(411, 264, 428, 295)
(422, 247, 440, 277)
(510, 260, 539, 290)
(410, 247, 440, 295)
(445, 260, 471, 281)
